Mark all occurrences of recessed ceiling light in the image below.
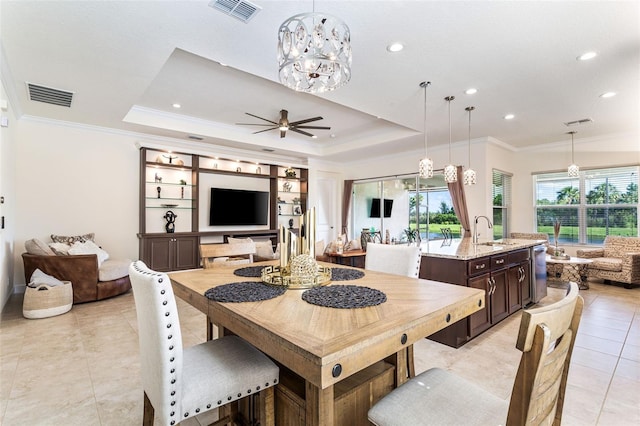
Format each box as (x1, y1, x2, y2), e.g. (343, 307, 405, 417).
(600, 92, 616, 98)
(172, 103, 181, 109)
(312, 135, 318, 139)
(504, 114, 515, 120)
(465, 88, 477, 95)
(386, 42, 404, 52)
(577, 51, 597, 61)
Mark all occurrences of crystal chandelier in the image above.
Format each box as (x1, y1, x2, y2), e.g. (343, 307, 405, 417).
(567, 131, 579, 177)
(418, 81, 433, 178)
(443, 96, 457, 183)
(463, 106, 476, 185)
(277, 2, 351, 94)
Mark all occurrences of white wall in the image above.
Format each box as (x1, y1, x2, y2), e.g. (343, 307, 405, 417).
(12, 119, 140, 289)
(1, 79, 17, 310)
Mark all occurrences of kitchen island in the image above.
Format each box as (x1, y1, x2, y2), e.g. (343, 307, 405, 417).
(419, 237, 547, 348)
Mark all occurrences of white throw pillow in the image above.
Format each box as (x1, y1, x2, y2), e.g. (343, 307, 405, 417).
(48, 242, 71, 255)
(29, 268, 65, 287)
(254, 241, 275, 261)
(227, 236, 253, 244)
(25, 239, 55, 256)
(68, 240, 109, 266)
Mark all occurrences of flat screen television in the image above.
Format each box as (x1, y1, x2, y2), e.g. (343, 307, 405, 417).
(209, 188, 269, 226)
(370, 198, 393, 218)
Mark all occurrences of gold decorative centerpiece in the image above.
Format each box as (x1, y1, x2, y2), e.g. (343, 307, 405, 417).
(551, 219, 570, 260)
(262, 208, 331, 289)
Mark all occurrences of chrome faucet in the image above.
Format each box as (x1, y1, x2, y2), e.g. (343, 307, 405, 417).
(473, 215, 493, 244)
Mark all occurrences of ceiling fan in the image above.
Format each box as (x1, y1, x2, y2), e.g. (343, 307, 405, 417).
(237, 109, 330, 138)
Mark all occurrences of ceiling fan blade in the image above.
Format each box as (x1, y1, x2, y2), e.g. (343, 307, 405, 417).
(245, 112, 279, 125)
(289, 116, 323, 126)
(253, 127, 279, 134)
(294, 125, 331, 130)
(236, 123, 278, 126)
(290, 128, 315, 137)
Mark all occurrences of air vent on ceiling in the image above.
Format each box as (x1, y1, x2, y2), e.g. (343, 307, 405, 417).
(564, 118, 593, 127)
(26, 82, 74, 107)
(209, 0, 262, 23)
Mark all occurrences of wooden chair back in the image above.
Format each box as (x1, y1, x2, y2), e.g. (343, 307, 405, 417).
(506, 281, 583, 425)
(200, 242, 256, 269)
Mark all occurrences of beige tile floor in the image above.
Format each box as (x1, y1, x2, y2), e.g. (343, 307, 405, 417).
(1, 279, 638, 425)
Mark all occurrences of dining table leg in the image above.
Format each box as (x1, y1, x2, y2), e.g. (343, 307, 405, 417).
(386, 347, 410, 387)
(305, 381, 334, 426)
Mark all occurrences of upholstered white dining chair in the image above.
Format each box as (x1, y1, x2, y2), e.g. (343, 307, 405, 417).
(364, 243, 422, 278)
(365, 242, 422, 378)
(129, 261, 279, 426)
(368, 281, 583, 426)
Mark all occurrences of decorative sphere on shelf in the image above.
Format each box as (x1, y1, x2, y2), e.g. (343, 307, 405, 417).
(290, 254, 318, 279)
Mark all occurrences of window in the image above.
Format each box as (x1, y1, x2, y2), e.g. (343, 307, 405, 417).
(534, 166, 638, 244)
(351, 174, 459, 243)
(492, 170, 512, 239)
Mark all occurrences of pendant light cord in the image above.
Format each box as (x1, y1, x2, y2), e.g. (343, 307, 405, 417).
(568, 131, 577, 163)
(421, 81, 431, 155)
(468, 108, 472, 167)
(445, 96, 455, 162)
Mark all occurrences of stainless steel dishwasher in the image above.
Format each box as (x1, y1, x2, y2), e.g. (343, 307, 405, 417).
(531, 245, 548, 303)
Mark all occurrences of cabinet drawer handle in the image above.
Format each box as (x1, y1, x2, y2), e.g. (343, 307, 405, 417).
(495, 259, 505, 264)
(475, 264, 486, 270)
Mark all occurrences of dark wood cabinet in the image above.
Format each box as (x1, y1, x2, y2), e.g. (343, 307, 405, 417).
(468, 273, 491, 337)
(138, 147, 308, 272)
(140, 234, 199, 272)
(421, 247, 533, 347)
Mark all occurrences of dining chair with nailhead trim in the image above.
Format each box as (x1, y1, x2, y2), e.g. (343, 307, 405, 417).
(129, 261, 279, 426)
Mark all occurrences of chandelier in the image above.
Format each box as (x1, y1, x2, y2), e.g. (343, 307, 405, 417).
(277, 3, 352, 94)
(443, 96, 457, 183)
(463, 106, 477, 185)
(567, 131, 579, 177)
(418, 81, 433, 178)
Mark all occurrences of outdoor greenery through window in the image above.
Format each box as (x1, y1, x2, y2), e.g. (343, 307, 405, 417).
(534, 166, 638, 244)
(492, 170, 512, 239)
(351, 174, 460, 243)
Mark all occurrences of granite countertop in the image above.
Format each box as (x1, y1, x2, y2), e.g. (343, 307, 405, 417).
(420, 237, 546, 260)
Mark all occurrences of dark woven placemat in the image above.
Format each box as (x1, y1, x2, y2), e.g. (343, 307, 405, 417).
(331, 268, 365, 281)
(205, 281, 286, 303)
(302, 285, 386, 309)
(233, 266, 265, 278)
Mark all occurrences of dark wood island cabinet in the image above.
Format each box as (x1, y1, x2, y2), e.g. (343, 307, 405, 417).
(420, 238, 542, 348)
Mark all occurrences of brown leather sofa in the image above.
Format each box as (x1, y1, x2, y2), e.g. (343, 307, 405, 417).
(22, 253, 131, 304)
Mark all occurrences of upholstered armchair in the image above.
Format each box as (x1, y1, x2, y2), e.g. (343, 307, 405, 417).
(22, 253, 131, 304)
(577, 236, 640, 289)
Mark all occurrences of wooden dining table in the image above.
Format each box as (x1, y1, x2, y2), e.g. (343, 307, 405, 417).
(169, 261, 484, 426)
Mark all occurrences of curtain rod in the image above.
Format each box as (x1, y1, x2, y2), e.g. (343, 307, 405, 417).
(354, 168, 446, 183)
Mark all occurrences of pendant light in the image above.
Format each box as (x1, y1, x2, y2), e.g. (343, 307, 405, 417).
(463, 106, 476, 185)
(277, 0, 352, 93)
(443, 96, 457, 183)
(418, 81, 433, 178)
(567, 131, 579, 177)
